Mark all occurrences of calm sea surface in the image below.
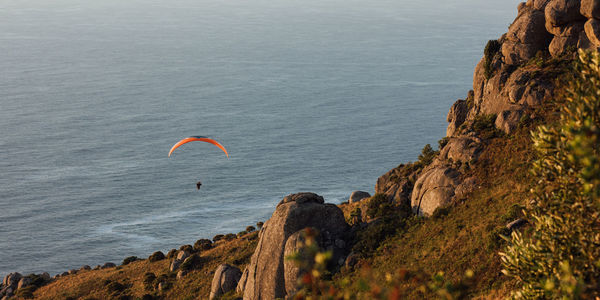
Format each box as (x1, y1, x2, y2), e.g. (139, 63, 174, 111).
(0, 0, 520, 277)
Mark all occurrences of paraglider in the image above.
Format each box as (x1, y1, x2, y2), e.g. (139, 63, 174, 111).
(168, 136, 229, 158)
(168, 136, 228, 190)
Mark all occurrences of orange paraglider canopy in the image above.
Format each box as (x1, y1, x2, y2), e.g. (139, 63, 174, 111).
(168, 136, 229, 158)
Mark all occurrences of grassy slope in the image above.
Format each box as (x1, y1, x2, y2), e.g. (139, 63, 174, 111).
(31, 232, 258, 300)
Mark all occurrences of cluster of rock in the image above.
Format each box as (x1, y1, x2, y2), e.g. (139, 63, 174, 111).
(376, 0, 600, 217)
(458, 0, 600, 136)
(0, 272, 49, 299)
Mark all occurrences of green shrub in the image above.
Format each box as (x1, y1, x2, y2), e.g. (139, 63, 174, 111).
(438, 137, 450, 150)
(148, 251, 165, 262)
(418, 144, 437, 166)
(484, 39, 501, 79)
(237, 231, 248, 237)
(431, 206, 451, 219)
(224, 233, 237, 241)
(366, 194, 393, 219)
(246, 225, 256, 232)
(500, 50, 600, 298)
(121, 256, 138, 266)
(256, 221, 264, 228)
(502, 204, 525, 222)
(472, 114, 499, 139)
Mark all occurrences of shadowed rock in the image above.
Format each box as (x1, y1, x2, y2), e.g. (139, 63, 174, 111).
(209, 264, 242, 300)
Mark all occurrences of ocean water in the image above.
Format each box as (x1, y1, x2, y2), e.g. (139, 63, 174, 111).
(0, 0, 520, 277)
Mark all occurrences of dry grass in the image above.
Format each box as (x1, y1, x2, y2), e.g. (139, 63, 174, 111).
(31, 231, 258, 300)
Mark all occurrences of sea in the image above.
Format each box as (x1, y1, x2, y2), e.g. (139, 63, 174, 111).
(0, 0, 521, 277)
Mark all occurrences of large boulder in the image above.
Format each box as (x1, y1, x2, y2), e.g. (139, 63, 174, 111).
(237, 192, 350, 299)
(502, 8, 553, 65)
(209, 264, 242, 300)
(411, 166, 461, 216)
(545, 0, 586, 31)
(348, 191, 371, 203)
(169, 251, 190, 272)
(548, 22, 585, 56)
(581, 0, 600, 18)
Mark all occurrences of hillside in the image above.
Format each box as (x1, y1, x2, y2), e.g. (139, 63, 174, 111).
(2, 0, 599, 299)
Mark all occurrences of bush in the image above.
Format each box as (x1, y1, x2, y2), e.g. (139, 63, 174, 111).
(121, 256, 138, 266)
(213, 234, 225, 242)
(105, 281, 127, 294)
(438, 137, 450, 150)
(224, 233, 237, 241)
(366, 194, 392, 219)
(237, 231, 248, 237)
(143, 272, 156, 291)
(484, 39, 501, 79)
(193, 239, 212, 251)
(472, 114, 499, 139)
(256, 221, 264, 228)
(179, 244, 193, 253)
(148, 251, 165, 262)
(246, 225, 256, 232)
(500, 50, 600, 298)
(418, 144, 437, 166)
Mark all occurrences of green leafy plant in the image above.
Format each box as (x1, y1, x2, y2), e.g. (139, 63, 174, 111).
(500, 50, 600, 299)
(484, 40, 501, 79)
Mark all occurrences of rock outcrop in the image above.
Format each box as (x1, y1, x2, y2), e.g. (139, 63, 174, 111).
(458, 0, 599, 136)
(237, 192, 350, 299)
(411, 165, 461, 216)
(169, 251, 190, 272)
(375, 164, 417, 206)
(209, 264, 242, 300)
